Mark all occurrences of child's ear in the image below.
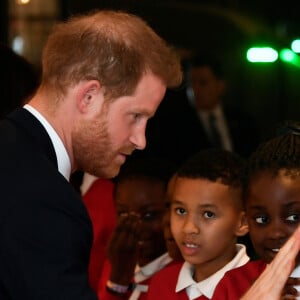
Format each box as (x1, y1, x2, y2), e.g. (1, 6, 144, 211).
(235, 211, 249, 237)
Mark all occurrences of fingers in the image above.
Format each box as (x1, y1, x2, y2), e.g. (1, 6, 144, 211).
(241, 226, 300, 300)
(268, 228, 299, 277)
(282, 284, 299, 297)
(107, 213, 141, 254)
(286, 277, 300, 286)
(281, 295, 298, 300)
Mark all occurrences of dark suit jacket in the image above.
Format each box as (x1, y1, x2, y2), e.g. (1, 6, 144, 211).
(0, 108, 97, 299)
(137, 88, 260, 167)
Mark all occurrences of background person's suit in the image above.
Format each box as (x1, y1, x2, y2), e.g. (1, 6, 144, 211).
(139, 89, 260, 167)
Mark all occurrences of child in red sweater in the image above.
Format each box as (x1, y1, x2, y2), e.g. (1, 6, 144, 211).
(215, 121, 300, 299)
(148, 149, 249, 299)
(97, 157, 178, 300)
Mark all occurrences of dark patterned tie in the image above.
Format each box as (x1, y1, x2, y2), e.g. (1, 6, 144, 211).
(208, 113, 223, 148)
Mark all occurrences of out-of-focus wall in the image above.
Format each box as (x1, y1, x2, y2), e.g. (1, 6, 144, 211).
(8, 0, 60, 66)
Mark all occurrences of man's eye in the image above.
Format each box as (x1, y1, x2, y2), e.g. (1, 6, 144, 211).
(133, 113, 141, 120)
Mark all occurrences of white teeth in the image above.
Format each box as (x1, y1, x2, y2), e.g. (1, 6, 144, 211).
(272, 248, 280, 252)
(185, 243, 197, 248)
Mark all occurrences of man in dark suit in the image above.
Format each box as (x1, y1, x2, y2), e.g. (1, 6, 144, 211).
(141, 53, 260, 167)
(0, 10, 182, 299)
(185, 53, 260, 157)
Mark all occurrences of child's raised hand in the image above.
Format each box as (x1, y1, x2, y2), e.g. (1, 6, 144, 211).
(241, 226, 300, 300)
(106, 213, 142, 285)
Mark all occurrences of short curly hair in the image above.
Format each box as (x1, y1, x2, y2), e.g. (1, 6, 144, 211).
(176, 148, 245, 188)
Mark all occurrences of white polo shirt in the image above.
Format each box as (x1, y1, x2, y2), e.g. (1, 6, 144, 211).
(176, 244, 249, 300)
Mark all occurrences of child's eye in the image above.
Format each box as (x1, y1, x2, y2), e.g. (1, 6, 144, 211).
(203, 211, 215, 219)
(255, 215, 269, 224)
(117, 211, 128, 218)
(141, 211, 162, 221)
(142, 212, 154, 220)
(175, 207, 186, 216)
(286, 214, 299, 223)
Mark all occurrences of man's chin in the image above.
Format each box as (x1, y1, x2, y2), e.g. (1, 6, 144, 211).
(87, 164, 120, 179)
(88, 153, 129, 178)
(103, 161, 125, 178)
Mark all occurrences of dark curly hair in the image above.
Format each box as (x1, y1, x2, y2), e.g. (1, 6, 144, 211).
(176, 148, 245, 188)
(113, 156, 176, 198)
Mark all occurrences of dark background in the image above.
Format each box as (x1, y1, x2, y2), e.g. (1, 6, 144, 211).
(66, 0, 300, 139)
(2, 0, 300, 139)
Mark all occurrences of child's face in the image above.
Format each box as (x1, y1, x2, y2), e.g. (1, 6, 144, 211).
(170, 177, 246, 279)
(115, 178, 167, 264)
(246, 170, 300, 264)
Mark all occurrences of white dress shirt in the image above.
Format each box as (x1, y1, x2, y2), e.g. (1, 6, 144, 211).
(176, 244, 249, 300)
(24, 104, 71, 181)
(80, 173, 99, 195)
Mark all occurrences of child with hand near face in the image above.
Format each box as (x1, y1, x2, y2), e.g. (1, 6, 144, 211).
(147, 149, 249, 299)
(97, 157, 177, 300)
(215, 121, 300, 299)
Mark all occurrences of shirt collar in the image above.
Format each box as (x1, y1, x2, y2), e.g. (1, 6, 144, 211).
(134, 252, 173, 283)
(24, 104, 71, 181)
(129, 253, 173, 300)
(198, 104, 223, 121)
(176, 244, 249, 300)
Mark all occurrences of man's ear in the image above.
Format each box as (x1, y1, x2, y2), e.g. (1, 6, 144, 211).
(235, 211, 249, 237)
(76, 80, 102, 113)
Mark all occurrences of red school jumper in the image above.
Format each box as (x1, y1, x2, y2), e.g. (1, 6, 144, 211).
(82, 178, 116, 292)
(212, 260, 266, 300)
(98, 254, 176, 300)
(147, 262, 209, 300)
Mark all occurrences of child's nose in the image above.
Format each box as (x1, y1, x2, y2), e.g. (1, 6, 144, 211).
(182, 216, 200, 235)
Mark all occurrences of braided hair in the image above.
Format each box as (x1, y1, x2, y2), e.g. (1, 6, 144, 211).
(243, 120, 300, 198)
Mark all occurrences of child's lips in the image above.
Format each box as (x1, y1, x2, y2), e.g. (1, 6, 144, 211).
(264, 246, 282, 260)
(271, 248, 280, 253)
(266, 243, 284, 253)
(184, 242, 198, 248)
(181, 241, 200, 256)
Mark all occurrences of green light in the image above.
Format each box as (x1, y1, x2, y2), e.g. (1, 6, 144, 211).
(280, 49, 295, 62)
(279, 48, 300, 67)
(246, 47, 278, 63)
(291, 39, 300, 53)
